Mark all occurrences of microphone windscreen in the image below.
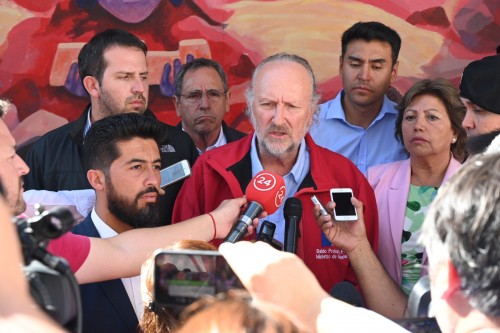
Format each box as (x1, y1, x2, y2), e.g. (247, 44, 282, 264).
(245, 171, 286, 215)
(284, 197, 303, 217)
(330, 281, 365, 307)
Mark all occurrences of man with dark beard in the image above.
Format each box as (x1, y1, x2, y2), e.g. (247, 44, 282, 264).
(72, 113, 165, 333)
(22, 29, 198, 225)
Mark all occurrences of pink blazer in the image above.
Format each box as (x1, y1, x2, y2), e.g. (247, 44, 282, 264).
(367, 157, 462, 284)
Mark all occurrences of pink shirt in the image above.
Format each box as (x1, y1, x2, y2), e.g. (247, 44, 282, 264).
(47, 232, 91, 273)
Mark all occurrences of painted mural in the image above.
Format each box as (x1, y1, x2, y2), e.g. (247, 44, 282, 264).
(0, 0, 499, 148)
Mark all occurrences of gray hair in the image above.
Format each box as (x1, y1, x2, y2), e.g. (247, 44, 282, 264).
(421, 153, 500, 316)
(245, 53, 321, 124)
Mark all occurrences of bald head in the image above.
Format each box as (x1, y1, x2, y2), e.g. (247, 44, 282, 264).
(0, 112, 29, 215)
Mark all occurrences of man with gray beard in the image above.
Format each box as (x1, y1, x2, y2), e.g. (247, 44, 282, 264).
(72, 113, 164, 333)
(172, 53, 378, 294)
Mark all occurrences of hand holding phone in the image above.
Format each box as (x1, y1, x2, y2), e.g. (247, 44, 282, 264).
(330, 188, 358, 221)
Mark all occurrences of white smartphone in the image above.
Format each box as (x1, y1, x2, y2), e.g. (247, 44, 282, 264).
(310, 195, 329, 216)
(160, 159, 191, 188)
(329, 188, 358, 221)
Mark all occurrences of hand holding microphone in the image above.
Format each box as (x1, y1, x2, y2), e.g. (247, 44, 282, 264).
(224, 171, 286, 243)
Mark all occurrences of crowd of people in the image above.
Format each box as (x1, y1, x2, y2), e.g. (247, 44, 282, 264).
(1, 20, 499, 333)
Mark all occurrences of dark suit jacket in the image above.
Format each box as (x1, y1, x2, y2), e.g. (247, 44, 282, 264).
(176, 120, 246, 155)
(73, 215, 139, 333)
(221, 121, 247, 143)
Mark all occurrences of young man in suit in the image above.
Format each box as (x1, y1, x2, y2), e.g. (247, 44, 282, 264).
(73, 113, 166, 333)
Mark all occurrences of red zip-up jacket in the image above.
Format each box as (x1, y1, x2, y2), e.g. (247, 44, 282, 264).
(172, 133, 378, 292)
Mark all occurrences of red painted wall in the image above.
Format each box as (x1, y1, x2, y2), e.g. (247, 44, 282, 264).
(1, 0, 498, 146)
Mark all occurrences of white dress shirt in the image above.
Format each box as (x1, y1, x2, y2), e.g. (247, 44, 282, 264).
(91, 209, 144, 320)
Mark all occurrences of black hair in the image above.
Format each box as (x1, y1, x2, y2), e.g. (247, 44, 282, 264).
(395, 78, 467, 162)
(78, 29, 147, 93)
(341, 21, 401, 66)
(466, 130, 500, 155)
(83, 113, 163, 172)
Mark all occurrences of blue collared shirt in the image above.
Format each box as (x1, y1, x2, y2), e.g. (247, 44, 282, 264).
(309, 90, 407, 175)
(250, 133, 310, 245)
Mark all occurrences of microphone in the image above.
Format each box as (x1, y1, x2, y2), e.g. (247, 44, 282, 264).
(329, 281, 365, 307)
(224, 171, 286, 243)
(283, 197, 302, 253)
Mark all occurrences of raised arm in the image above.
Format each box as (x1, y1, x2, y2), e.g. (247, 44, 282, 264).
(313, 197, 408, 318)
(75, 197, 258, 284)
(220, 241, 409, 332)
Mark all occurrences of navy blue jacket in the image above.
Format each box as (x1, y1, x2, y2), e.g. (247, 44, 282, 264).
(175, 120, 246, 155)
(73, 215, 139, 333)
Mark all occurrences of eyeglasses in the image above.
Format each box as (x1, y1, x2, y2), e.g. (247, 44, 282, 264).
(178, 90, 226, 104)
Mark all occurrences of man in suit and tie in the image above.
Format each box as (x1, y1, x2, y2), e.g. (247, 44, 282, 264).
(73, 113, 166, 333)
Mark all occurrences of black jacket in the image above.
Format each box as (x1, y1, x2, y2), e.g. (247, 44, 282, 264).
(72, 215, 138, 333)
(175, 120, 246, 155)
(23, 107, 198, 224)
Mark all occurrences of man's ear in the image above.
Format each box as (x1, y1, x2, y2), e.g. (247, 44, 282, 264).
(83, 76, 100, 98)
(442, 260, 461, 300)
(87, 169, 106, 191)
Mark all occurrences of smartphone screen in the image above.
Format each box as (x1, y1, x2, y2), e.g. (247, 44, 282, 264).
(330, 189, 357, 221)
(160, 160, 191, 188)
(154, 250, 243, 310)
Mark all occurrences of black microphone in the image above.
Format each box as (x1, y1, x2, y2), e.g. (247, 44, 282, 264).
(224, 171, 286, 243)
(283, 197, 302, 253)
(329, 281, 365, 307)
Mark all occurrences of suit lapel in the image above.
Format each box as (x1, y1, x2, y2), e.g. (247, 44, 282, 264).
(387, 160, 412, 282)
(73, 216, 138, 331)
(98, 279, 138, 330)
